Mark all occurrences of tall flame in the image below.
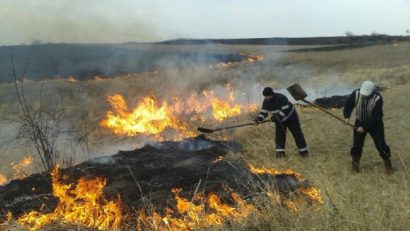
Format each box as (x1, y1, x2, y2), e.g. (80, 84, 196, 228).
(101, 85, 258, 138)
(100, 95, 175, 136)
(204, 85, 243, 121)
(17, 166, 122, 231)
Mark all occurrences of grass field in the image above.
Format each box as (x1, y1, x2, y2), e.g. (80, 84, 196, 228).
(1, 41, 410, 230)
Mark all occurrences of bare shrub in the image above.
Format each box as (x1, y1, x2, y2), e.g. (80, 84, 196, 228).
(8, 47, 87, 171)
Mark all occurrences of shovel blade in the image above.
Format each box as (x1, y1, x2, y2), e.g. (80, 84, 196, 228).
(287, 83, 308, 101)
(197, 127, 215, 133)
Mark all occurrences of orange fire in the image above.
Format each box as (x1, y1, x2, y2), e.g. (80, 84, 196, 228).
(101, 95, 174, 136)
(300, 186, 323, 204)
(248, 164, 303, 181)
(209, 54, 264, 69)
(202, 85, 243, 121)
(137, 188, 255, 230)
(67, 76, 77, 82)
(245, 54, 265, 63)
(248, 164, 322, 206)
(94, 76, 104, 81)
(17, 166, 122, 231)
(10, 156, 34, 180)
(100, 95, 197, 138)
(101, 85, 257, 138)
(0, 174, 7, 186)
(12, 161, 322, 230)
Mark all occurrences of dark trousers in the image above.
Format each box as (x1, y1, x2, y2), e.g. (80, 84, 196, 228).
(351, 120, 391, 159)
(274, 111, 307, 152)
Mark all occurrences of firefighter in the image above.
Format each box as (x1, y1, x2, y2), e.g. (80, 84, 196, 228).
(254, 87, 308, 158)
(343, 80, 394, 174)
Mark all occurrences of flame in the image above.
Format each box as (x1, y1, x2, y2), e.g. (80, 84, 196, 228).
(247, 164, 323, 206)
(17, 166, 122, 231)
(203, 85, 243, 121)
(10, 156, 34, 180)
(101, 95, 173, 136)
(247, 164, 303, 181)
(300, 186, 323, 204)
(137, 188, 255, 230)
(67, 76, 77, 82)
(100, 95, 197, 139)
(283, 200, 299, 212)
(101, 85, 256, 138)
(213, 156, 224, 163)
(209, 54, 264, 69)
(94, 76, 104, 81)
(0, 174, 7, 185)
(13, 163, 322, 230)
(245, 54, 265, 63)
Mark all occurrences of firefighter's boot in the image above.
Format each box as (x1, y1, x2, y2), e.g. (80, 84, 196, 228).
(352, 156, 361, 173)
(276, 151, 286, 158)
(383, 158, 394, 175)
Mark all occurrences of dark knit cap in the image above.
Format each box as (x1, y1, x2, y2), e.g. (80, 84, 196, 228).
(262, 87, 274, 96)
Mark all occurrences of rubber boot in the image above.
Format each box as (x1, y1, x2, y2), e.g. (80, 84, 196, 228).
(352, 156, 361, 173)
(383, 158, 394, 175)
(299, 150, 309, 158)
(276, 151, 286, 158)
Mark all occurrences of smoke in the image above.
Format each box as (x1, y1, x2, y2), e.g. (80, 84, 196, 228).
(0, 34, 361, 178)
(0, 0, 161, 45)
(87, 156, 116, 165)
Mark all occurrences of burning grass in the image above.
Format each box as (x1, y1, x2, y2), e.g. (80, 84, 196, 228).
(0, 156, 35, 186)
(0, 174, 7, 186)
(16, 166, 122, 231)
(136, 188, 256, 230)
(2, 136, 323, 231)
(100, 84, 259, 140)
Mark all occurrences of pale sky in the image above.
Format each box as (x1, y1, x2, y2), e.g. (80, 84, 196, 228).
(1, 0, 410, 45)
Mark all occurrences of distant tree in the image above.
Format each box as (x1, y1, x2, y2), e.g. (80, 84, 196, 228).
(406, 29, 410, 35)
(345, 31, 354, 37)
(32, 39, 42, 45)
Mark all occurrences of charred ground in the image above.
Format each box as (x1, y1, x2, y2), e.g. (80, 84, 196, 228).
(0, 135, 312, 226)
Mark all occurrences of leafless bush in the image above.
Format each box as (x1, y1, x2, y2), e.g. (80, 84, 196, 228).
(8, 47, 88, 171)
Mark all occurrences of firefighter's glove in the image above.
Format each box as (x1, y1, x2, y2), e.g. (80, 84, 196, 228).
(271, 115, 280, 123)
(254, 118, 261, 125)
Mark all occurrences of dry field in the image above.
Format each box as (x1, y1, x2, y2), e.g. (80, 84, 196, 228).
(1, 42, 410, 230)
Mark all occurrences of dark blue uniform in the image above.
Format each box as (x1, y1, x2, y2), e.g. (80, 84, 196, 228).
(255, 93, 308, 157)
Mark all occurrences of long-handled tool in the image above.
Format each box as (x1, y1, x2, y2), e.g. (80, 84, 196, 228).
(287, 83, 355, 128)
(197, 120, 270, 133)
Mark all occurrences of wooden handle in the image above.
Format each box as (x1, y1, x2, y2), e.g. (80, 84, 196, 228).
(301, 99, 356, 128)
(213, 120, 270, 131)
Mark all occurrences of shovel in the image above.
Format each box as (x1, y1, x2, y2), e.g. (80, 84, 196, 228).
(287, 83, 355, 128)
(197, 120, 270, 133)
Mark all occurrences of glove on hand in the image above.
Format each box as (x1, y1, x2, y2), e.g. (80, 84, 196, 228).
(254, 118, 262, 124)
(271, 115, 280, 123)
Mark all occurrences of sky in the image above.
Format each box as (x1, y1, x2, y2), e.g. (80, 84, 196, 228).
(1, 0, 410, 45)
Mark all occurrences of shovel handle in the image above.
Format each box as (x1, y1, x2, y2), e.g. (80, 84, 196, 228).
(301, 99, 356, 129)
(198, 120, 270, 133)
(213, 120, 270, 131)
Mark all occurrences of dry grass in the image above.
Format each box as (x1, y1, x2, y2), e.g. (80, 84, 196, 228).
(228, 85, 410, 230)
(228, 74, 410, 229)
(1, 42, 410, 230)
